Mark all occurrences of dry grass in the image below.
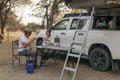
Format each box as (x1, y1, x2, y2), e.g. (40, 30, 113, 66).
(0, 31, 35, 60)
(0, 31, 120, 80)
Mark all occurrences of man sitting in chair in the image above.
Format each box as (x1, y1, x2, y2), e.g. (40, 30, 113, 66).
(18, 28, 36, 64)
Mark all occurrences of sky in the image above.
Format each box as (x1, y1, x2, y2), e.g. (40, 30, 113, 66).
(15, 0, 41, 25)
(15, 0, 71, 25)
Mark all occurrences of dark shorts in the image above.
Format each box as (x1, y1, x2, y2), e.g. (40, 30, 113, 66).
(41, 49, 54, 60)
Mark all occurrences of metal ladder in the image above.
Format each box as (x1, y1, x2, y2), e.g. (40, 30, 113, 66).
(60, 7, 95, 80)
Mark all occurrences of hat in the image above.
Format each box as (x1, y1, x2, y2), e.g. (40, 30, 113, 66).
(23, 28, 33, 33)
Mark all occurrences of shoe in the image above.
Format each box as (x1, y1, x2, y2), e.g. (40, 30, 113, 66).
(34, 65, 40, 69)
(34, 65, 37, 69)
(42, 61, 45, 66)
(40, 61, 45, 67)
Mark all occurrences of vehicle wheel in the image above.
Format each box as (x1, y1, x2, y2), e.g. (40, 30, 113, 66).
(89, 48, 111, 71)
(36, 39, 43, 46)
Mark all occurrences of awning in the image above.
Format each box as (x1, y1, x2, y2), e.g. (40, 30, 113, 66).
(65, 0, 120, 9)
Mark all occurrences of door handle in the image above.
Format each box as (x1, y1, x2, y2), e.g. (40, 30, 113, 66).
(61, 33, 65, 35)
(78, 33, 83, 35)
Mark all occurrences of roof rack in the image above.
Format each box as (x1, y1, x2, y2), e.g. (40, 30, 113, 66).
(63, 8, 120, 18)
(63, 13, 91, 18)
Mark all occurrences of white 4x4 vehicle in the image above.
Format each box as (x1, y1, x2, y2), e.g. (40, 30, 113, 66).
(36, 8, 120, 71)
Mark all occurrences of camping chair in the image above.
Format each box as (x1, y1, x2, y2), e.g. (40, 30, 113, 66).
(12, 40, 30, 68)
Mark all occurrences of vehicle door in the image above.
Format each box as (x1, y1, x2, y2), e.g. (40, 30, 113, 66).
(66, 18, 88, 52)
(51, 19, 70, 47)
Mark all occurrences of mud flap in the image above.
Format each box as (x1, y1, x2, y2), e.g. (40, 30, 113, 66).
(111, 60, 119, 72)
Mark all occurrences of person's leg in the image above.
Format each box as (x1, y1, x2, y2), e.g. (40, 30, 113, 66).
(40, 49, 50, 66)
(29, 50, 36, 58)
(19, 50, 30, 63)
(19, 50, 28, 56)
(34, 49, 39, 68)
(28, 50, 37, 68)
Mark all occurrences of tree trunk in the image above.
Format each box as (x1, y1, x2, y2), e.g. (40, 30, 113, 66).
(0, 13, 8, 35)
(48, 0, 57, 29)
(0, 15, 5, 35)
(48, 0, 63, 29)
(1, 25, 5, 35)
(0, 1, 11, 35)
(46, 5, 49, 28)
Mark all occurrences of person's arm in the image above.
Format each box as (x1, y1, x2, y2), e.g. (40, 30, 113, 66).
(22, 37, 35, 49)
(45, 37, 50, 43)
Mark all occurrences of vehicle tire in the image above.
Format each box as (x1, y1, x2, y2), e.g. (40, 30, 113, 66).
(89, 48, 111, 71)
(36, 39, 43, 46)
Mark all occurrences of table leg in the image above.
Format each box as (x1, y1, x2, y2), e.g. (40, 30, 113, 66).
(54, 50, 61, 64)
(40, 49, 44, 67)
(34, 48, 39, 68)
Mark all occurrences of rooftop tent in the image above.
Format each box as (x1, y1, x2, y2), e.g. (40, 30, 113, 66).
(65, 0, 120, 9)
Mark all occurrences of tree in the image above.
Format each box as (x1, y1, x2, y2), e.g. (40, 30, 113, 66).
(32, 0, 64, 29)
(6, 11, 23, 31)
(6, 11, 19, 27)
(25, 23, 44, 31)
(0, 0, 31, 34)
(31, 0, 51, 28)
(48, 0, 63, 28)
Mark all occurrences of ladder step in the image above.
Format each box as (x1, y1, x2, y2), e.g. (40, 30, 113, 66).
(68, 53, 80, 58)
(64, 67, 76, 72)
(72, 41, 82, 45)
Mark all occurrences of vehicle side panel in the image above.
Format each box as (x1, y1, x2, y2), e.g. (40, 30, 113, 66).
(85, 30, 120, 59)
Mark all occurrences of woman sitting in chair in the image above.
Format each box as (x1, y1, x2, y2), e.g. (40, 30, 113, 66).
(41, 29, 54, 66)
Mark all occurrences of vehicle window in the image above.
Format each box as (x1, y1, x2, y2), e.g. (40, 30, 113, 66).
(53, 19, 69, 30)
(70, 18, 87, 30)
(92, 16, 113, 30)
(116, 16, 120, 30)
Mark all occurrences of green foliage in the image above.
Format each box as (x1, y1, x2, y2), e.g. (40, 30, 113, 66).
(24, 23, 45, 31)
(6, 11, 20, 27)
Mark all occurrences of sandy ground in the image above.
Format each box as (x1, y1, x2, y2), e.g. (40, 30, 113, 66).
(0, 31, 120, 80)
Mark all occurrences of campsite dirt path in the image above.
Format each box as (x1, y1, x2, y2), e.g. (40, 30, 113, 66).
(1, 59, 120, 80)
(0, 31, 120, 80)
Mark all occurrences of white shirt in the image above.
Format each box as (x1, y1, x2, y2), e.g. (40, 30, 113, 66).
(18, 35, 30, 52)
(42, 36, 54, 47)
